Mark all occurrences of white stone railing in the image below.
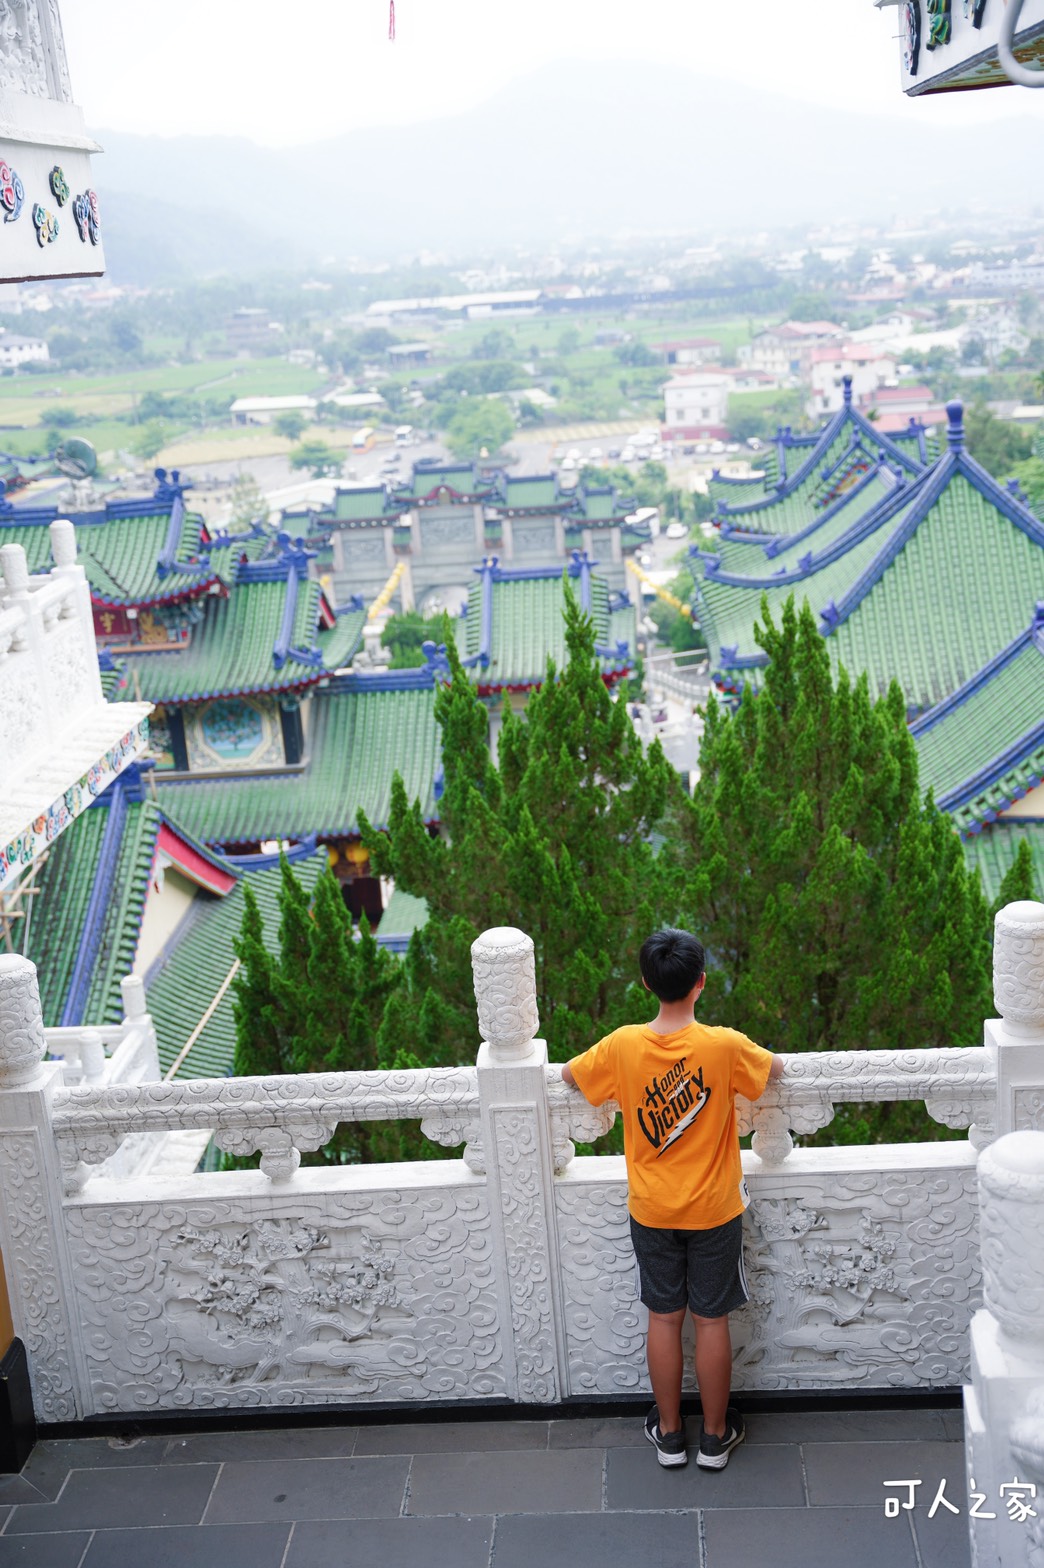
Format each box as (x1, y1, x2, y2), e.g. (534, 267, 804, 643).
(0, 907, 1042, 1430)
(43, 975, 159, 1090)
(0, 524, 151, 890)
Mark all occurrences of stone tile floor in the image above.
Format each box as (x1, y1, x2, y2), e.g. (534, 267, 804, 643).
(0, 1404, 976, 1568)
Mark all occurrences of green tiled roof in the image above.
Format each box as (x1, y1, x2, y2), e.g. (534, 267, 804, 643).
(155, 681, 441, 847)
(715, 466, 897, 575)
(27, 796, 161, 1027)
(1, 505, 220, 606)
(963, 819, 1044, 906)
(328, 486, 407, 523)
(148, 855, 326, 1080)
(504, 476, 561, 510)
(714, 401, 924, 540)
(573, 486, 631, 522)
(405, 463, 493, 500)
(913, 625, 1044, 833)
(376, 887, 430, 952)
(457, 568, 631, 688)
(113, 575, 364, 706)
(697, 498, 910, 677)
(826, 468, 1044, 710)
(697, 425, 1044, 713)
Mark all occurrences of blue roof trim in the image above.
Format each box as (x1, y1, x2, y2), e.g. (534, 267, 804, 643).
(821, 439, 1044, 641)
(59, 773, 134, 1027)
(938, 721, 1044, 815)
(716, 400, 923, 521)
(223, 835, 320, 870)
(909, 624, 1036, 738)
(753, 461, 900, 559)
(696, 473, 919, 591)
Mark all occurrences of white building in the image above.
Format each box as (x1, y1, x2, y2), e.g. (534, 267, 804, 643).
(229, 394, 317, 426)
(808, 345, 897, 417)
(662, 370, 731, 439)
(0, 334, 49, 368)
(739, 321, 844, 380)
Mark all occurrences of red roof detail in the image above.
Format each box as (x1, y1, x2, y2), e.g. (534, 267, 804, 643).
(157, 823, 237, 895)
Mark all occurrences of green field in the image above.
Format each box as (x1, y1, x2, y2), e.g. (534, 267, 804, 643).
(0, 302, 772, 472)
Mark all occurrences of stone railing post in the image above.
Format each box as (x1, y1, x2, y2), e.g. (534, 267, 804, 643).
(965, 1130, 1044, 1568)
(0, 956, 84, 1421)
(987, 900, 1044, 1140)
(472, 927, 567, 1403)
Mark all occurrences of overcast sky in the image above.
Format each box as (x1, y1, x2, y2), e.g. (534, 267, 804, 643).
(61, 0, 1044, 145)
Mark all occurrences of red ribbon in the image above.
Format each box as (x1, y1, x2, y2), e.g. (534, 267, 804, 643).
(389, 0, 395, 40)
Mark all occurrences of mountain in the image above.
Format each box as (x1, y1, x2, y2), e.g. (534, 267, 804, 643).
(91, 58, 1044, 278)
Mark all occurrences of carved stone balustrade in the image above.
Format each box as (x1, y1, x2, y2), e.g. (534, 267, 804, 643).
(966, 1130, 1044, 1568)
(1, 526, 151, 891)
(0, 908, 1040, 1426)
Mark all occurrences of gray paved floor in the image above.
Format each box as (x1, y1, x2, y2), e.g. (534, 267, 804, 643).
(0, 1406, 974, 1568)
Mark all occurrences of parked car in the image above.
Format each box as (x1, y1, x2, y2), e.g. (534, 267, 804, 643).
(607, 447, 621, 459)
(665, 521, 688, 540)
(560, 457, 577, 472)
(620, 446, 636, 462)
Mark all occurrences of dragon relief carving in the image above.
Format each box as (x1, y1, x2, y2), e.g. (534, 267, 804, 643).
(64, 1189, 505, 1413)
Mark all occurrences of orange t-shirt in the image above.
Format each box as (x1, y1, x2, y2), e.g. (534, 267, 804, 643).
(568, 1022, 773, 1230)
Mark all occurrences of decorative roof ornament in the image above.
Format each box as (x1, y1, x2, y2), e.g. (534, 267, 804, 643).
(946, 401, 965, 451)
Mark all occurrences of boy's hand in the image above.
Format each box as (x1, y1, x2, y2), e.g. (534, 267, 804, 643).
(562, 1062, 577, 1088)
(768, 1056, 785, 1082)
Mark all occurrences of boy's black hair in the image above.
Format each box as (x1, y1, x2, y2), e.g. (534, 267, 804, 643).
(639, 928, 706, 1003)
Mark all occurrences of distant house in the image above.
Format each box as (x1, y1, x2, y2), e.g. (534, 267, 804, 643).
(386, 343, 432, 365)
(808, 345, 897, 417)
(0, 332, 49, 367)
(226, 307, 284, 354)
(739, 321, 844, 380)
(662, 370, 732, 439)
(229, 394, 318, 426)
(654, 337, 720, 368)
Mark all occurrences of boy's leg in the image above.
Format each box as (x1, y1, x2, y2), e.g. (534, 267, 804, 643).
(691, 1313, 732, 1438)
(646, 1308, 686, 1434)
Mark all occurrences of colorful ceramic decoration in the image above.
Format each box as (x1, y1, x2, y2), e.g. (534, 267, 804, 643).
(926, 0, 952, 48)
(49, 166, 70, 206)
(0, 160, 24, 224)
(31, 203, 59, 246)
(72, 189, 100, 245)
(902, 0, 922, 73)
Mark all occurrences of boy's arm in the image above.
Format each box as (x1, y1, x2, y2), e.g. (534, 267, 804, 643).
(561, 1062, 577, 1088)
(767, 1055, 784, 1083)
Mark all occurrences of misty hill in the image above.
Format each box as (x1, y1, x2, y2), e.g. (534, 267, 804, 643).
(92, 57, 1044, 280)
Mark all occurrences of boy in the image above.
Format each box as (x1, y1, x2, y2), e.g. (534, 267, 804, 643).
(563, 927, 783, 1470)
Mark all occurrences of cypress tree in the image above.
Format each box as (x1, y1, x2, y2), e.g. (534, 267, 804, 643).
(362, 587, 680, 1063)
(668, 595, 993, 1141)
(231, 883, 294, 1077)
(991, 838, 1037, 915)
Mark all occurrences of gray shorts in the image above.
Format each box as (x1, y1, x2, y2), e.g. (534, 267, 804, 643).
(629, 1213, 748, 1318)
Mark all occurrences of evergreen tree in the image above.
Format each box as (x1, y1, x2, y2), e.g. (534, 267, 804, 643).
(361, 588, 681, 1065)
(231, 883, 295, 1077)
(231, 863, 403, 1164)
(668, 596, 993, 1142)
(991, 837, 1038, 916)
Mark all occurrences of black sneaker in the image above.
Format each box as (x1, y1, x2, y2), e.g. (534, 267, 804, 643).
(697, 1407, 745, 1469)
(644, 1405, 688, 1467)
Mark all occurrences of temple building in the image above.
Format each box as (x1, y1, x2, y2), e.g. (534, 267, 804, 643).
(913, 605, 1044, 901)
(287, 461, 643, 608)
(693, 402, 1044, 717)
